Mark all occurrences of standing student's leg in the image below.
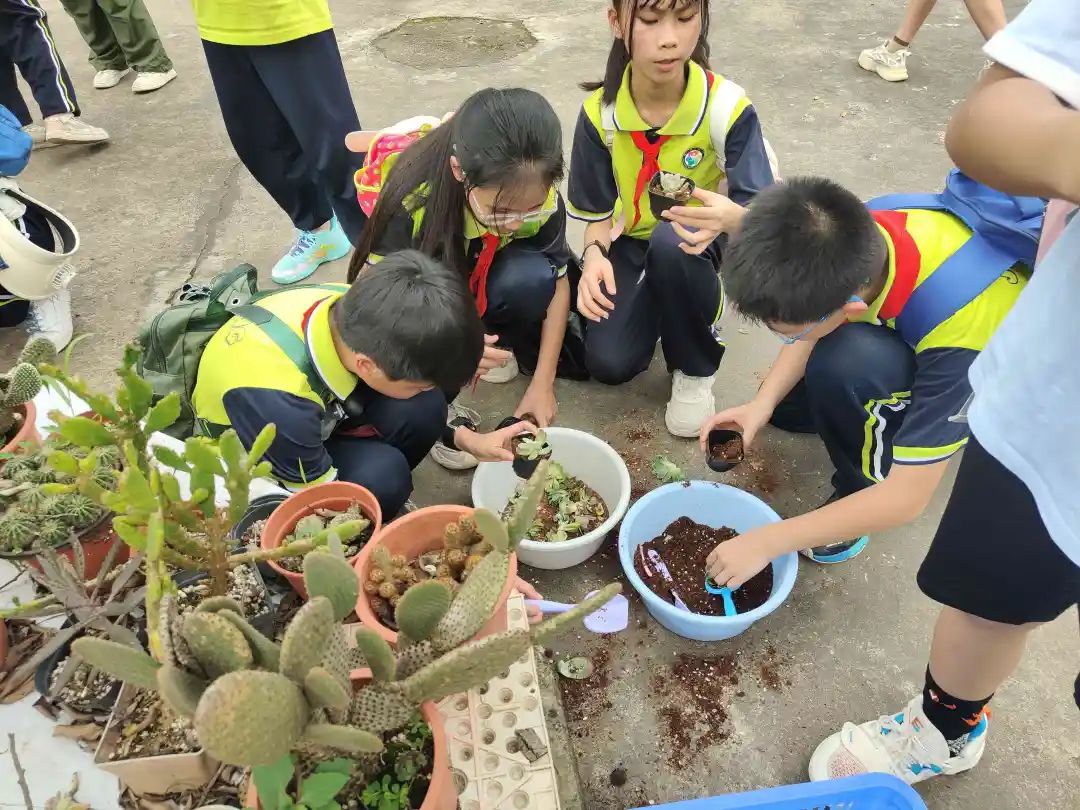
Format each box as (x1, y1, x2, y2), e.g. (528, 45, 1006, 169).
(810, 436, 1080, 784)
(961, 0, 1007, 40)
(0, 48, 33, 125)
(249, 30, 365, 242)
(326, 388, 446, 516)
(894, 0, 938, 44)
(63, 0, 173, 73)
(56, 0, 127, 71)
(774, 322, 916, 499)
(201, 40, 323, 233)
(583, 236, 659, 385)
(642, 220, 724, 377)
(0, 1, 79, 118)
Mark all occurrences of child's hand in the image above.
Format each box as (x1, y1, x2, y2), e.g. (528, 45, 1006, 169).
(516, 382, 557, 427)
(514, 577, 544, 624)
(706, 531, 772, 589)
(578, 253, 617, 322)
(478, 334, 514, 376)
(698, 400, 773, 452)
(457, 420, 535, 462)
(662, 188, 746, 254)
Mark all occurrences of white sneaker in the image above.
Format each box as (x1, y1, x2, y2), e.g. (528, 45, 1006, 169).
(479, 354, 518, 384)
(21, 123, 57, 151)
(858, 40, 910, 82)
(25, 289, 74, 351)
(429, 403, 480, 471)
(809, 695, 989, 786)
(44, 114, 109, 145)
(664, 371, 716, 438)
(93, 68, 130, 89)
(132, 69, 177, 94)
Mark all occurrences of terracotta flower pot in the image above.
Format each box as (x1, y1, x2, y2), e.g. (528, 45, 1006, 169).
(243, 669, 455, 810)
(0, 619, 8, 671)
(260, 482, 382, 599)
(353, 505, 517, 645)
(2, 401, 40, 454)
(13, 513, 130, 581)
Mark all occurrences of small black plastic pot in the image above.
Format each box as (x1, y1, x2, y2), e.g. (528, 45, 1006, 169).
(706, 428, 744, 473)
(229, 493, 288, 548)
(36, 628, 123, 714)
(173, 563, 275, 639)
(649, 171, 696, 220)
(498, 415, 551, 479)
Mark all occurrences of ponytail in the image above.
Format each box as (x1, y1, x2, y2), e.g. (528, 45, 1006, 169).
(579, 0, 711, 105)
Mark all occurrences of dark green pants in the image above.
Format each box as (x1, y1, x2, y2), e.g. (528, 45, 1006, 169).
(58, 0, 172, 72)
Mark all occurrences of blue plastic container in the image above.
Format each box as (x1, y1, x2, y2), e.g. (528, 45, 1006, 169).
(618, 480, 797, 641)
(631, 774, 925, 809)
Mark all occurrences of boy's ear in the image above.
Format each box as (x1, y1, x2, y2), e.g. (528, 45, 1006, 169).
(841, 299, 869, 317)
(353, 353, 378, 378)
(449, 155, 465, 183)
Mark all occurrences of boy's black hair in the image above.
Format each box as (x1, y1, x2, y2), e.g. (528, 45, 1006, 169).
(349, 87, 564, 284)
(722, 177, 885, 324)
(334, 250, 483, 392)
(581, 1, 711, 105)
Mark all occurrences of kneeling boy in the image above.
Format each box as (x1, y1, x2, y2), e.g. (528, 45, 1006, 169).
(700, 175, 1036, 582)
(191, 250, 484, 517)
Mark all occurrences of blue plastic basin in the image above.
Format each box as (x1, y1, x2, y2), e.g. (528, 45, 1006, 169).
(618, 481, 798, 641)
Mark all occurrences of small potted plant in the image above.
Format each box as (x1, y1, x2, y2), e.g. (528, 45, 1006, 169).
(259, 482, 380, 598)
(510, 429, 552, 479)
(74, 539, 621, 810)
(649, 170, 695, 219)
(354, 462, 550, 644)
(706, 428, 744, 472)
(0, 337, 54, 454)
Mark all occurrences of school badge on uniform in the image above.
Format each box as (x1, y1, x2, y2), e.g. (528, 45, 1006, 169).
(682, 147, 704, 169)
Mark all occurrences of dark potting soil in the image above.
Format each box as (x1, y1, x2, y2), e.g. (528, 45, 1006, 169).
(277, 522, 373, 573)
(711, 437, 744, 461)
(609, 766, 628, 787)
(632, 517, 773, 615)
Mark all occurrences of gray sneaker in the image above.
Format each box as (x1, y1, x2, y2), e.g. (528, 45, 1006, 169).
(44, 113, 109, 145)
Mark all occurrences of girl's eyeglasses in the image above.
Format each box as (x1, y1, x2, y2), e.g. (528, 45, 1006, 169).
(467, 187, 557, 227)
(769, 296, 863, 344)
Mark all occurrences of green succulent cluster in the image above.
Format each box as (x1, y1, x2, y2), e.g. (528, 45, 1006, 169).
(0, 337, 54, 439)
(73, 474, 621, 778)
(0, 440, 115, 553)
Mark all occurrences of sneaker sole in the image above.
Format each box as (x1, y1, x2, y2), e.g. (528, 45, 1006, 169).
(272, 246, 351, 284)
(801, 535, 869, 564)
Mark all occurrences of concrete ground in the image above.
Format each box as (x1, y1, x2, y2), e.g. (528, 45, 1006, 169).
(8, 0, 1077, 807)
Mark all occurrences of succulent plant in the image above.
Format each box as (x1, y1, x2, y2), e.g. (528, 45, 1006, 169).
(279, 503, 372, 572)
(73, 530, 621, 774)
(514, 430, 552, 461)
(504, 461, 608, 543)
(0, 337, 54, 440)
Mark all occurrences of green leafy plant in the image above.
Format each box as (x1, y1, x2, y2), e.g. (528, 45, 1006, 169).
(360, 775, 409, 810)
(504, 461, 607, 543)
(0, 337, 54, 441)
(513, 430, 551, 461)
(651, 455, 686, 484)
(42, 344, 364, 658)
(254, 754, 354, 810)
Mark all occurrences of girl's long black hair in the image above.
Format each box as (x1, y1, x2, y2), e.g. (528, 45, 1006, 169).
(348, 87, 564, 283)
(581, 0, 711, 105)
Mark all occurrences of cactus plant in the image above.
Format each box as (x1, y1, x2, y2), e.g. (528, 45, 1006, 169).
(73, 534, 621, 786)
(0, 337, 54, 441)
(277, 502, 372, 572)
(0, 443, 112, 553)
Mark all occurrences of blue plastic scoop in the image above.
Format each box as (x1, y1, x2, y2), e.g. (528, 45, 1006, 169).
(705, 576, 738, 616)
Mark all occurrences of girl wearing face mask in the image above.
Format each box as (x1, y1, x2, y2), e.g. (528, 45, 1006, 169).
(347, 87, 571, 471)
(568, 0, 776, 438)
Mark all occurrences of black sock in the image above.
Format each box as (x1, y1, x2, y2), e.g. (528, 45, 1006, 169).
(922, 668, 992, 755)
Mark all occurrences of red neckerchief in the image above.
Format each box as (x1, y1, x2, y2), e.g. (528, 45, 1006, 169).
(468, 231, 500, 317)
(870, 210, 921, 320)
(626, 70, 716, 230)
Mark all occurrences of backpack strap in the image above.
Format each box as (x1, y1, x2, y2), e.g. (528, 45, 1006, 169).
(708, 75, 745, 169)
(229, 303, 334, 406)
(600, 102, 616, 149)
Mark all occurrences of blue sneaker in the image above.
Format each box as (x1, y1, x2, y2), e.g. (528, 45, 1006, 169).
(271, 217, 351, 285)
(800, 491, 869, 564)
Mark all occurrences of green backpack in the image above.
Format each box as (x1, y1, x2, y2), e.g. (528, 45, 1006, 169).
(137, 264, 333, 439)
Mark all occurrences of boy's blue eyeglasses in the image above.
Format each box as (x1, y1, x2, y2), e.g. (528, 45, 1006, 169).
(769, 296, 864, 344)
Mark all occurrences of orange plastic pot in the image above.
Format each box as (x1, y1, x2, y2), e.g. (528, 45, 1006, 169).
(20, 515, 130, 581)
(260, 482, 382, 599)
(244, 669, 454, 810)
(2, 402, 40, 454)
(353, 505, 516, 645)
